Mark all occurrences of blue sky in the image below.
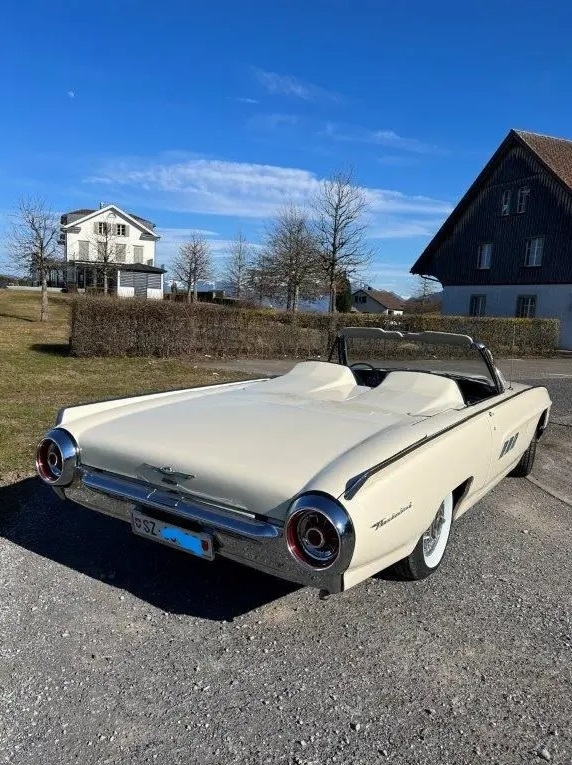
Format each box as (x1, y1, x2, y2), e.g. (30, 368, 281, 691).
(2, 0, 572, 295)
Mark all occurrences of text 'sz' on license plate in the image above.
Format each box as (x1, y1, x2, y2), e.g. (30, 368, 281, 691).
(131, 509, 214, 560)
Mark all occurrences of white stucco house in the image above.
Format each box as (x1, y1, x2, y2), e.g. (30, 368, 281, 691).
(55, 204, 164, 299)
(352, 287, 405, 315)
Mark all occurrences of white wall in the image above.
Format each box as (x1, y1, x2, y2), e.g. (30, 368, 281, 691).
(442, 284, 572, 349)
(352, 290, 403, 314)
(117, 286, 135, 298)
(147, 288, 163, 300)
(65, 209, 156, 266)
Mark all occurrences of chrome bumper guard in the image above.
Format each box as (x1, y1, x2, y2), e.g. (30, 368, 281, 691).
(60, 467, 346, 593)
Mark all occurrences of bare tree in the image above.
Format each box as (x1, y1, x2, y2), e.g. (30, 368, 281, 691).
(173, 233, 213, 303)
(407, 275, 441, 314)
(87, 214, 122, 296)
(245, 249, 278, 306)
(223, 231, 252, 299)
(311, 169, 372, 312)
(7, 197, 61, 321)
(263, 206, 324, 311)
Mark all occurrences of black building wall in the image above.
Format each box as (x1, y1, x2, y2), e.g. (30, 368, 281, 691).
(428, 144, 572, 286)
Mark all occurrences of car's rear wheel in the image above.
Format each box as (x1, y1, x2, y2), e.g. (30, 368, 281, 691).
(508, 436, 537, 478)
(392, 492, 453, 580)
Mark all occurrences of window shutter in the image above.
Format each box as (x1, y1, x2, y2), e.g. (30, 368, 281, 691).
(124, 224, 130, 237)
(93, 222, 99, 234)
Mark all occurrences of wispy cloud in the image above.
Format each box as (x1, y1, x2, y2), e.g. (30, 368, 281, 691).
(84, 154, 451, 252)
(253, 68, 341, 103)
(85, 155, 451, 223)
(323, 123, 443, 154)
(67, 90, 75, 99)
(235, 97, 259, 104)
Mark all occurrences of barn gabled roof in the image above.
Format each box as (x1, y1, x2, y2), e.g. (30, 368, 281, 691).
(411, 129, 572, 275)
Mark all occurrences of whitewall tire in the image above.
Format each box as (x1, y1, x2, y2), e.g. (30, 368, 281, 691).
(393, 492, 453, 581)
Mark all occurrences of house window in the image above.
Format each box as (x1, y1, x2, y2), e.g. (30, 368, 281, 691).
(115, 244, 126, 263)
(516, 295, 537, 318)
(78, 240, 90, 260)
(477, 242, 492, 269)
(501, 190, 511, 216)
(97, 221, 108, 235)
(133, 246, 144, 263)
(115, 223, 127, 236)
(517, 186, 530, 214)
(524, 236, 544, 266)
(469, 295, 487, 316)
(146, 258, 154, 266)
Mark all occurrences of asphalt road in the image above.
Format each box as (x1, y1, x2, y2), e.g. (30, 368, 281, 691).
(1, 371, 571, 765)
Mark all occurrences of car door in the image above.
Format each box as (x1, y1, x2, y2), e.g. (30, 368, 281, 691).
(486, 392, 536, 483)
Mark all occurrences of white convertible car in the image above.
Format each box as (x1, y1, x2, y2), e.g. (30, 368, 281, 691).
(36, 327, 551, 596)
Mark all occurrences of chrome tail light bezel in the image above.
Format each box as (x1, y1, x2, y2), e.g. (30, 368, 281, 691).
(285, 493, 355, 572)
(36, 428, 79, 487)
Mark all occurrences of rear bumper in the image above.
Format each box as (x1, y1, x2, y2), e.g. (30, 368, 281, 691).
(57, 467, 346, 593)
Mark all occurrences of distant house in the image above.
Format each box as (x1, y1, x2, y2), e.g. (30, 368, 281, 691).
(352, 287, 404, 315)
(56, 204, 164, 299)
(411, 129, 572, 348)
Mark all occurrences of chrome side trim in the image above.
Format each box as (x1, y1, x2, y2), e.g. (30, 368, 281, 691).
(80, 468, 280, 539)
(343, 387, 539, 500)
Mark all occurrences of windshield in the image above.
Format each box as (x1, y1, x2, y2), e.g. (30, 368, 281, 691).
(336, 328, 502, 390)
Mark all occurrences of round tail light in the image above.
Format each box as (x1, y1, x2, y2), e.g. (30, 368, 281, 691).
(286, 492, 350, 570)
(36, 429, 79, 486)
(287, 509, 341, 568)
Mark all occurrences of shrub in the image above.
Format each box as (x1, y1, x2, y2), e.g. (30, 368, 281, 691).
(69, 297, 560, 359)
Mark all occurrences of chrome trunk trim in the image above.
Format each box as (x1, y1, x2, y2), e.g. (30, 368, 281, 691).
(60, 467, 349, 593)
(79, 467, 279, 540)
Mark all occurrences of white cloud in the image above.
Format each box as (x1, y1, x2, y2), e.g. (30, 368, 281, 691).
(323, 123, 443, 155)
(67, 90, 75, 99)
(253, 68, 341, 103)
(85, 156, 451, 223)
(235, 97, 259, 104)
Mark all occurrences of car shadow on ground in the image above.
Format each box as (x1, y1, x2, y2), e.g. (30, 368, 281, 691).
(0, 478, 299, 621)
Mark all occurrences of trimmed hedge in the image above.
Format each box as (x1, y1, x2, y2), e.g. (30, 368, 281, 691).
(69, 297, 560, 359)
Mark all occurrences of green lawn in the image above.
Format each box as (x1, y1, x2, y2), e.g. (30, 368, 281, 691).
(0, 290, 248, 482)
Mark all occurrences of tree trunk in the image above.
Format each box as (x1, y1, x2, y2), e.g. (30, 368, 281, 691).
(40, 274, 49, 322)
(103, 269, 108, 296)
(187, 285, 192, 303)
(293, 284, 299, 313)
(329, 283, 337, 313)
(193, 281, 198, 304)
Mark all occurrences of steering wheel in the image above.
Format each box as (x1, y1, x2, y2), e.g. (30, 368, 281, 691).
(349, 362, 381, 386)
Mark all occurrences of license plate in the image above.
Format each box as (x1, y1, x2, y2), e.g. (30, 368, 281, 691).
(131, 509, 214, 560)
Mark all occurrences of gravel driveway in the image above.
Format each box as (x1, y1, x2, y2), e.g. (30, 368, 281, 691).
(1, 372, 570, 765)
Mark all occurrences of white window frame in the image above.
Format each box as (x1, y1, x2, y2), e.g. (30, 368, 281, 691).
(517, 186, 530, 214)
(501, 190, 511, 216)
(133, 245, 144, 264)
(516, 295, 536, 318)
(97, 221, 107, 235)
(469, 294, 486, 317)
(524, 236, 544, 267)
(115, 223, 127, 237)
(477, 242, 492, 269)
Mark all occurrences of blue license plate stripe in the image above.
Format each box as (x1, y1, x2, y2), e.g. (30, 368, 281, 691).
(159, 526, 204, 556)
